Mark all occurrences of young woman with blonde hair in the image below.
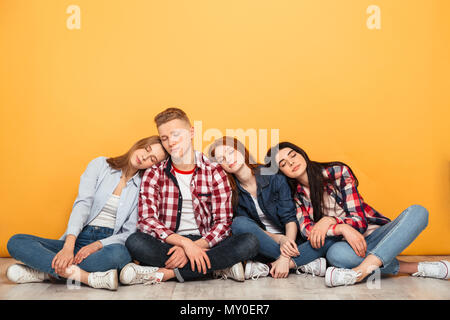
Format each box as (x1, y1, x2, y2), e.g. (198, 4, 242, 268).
(7, 136, 168, 290)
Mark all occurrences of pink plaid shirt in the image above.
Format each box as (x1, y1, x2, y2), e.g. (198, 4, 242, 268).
(137, 150, 233, 248)
(295, 164, 391, 238)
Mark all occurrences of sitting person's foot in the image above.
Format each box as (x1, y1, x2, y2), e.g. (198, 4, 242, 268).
(6, 264, 49, 284)
(88, 269, 118, 291)
(325, 267, 362, 287)
(119, 263, 164, 285)
(412, 260, 449, 280)
(296, 258, 326, 277)
(213, 262, 245, 282)
(244, 260, 270, 280)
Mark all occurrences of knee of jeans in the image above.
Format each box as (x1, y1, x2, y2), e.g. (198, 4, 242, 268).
(244, 233, 260, 257)
(231, 216, 256, 235)
(408, 204, 429, 229)
(7, 234, 28, 257)
(125, 232, 142, 255)
(326, 243, 359, 269)
(106, 244, 132, 269)
(234, 233, 259, 260)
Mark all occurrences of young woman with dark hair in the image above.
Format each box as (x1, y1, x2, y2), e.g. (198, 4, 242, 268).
(6, 136, 168, 290)
(209, 137, 341, 279)
(267, 142, 449, 287)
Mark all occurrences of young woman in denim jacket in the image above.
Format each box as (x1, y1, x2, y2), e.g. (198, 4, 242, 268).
(209, 137, 340, 280)
(267, 142, 449, 287)
(6, 136, 167, 290)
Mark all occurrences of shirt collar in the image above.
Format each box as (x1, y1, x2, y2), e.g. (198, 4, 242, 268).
(165, 150, 205, 175)
(235, 165, 270, 194)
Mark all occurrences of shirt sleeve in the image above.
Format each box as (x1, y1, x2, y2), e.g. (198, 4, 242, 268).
(275, 174, 298, 226)
(296, 199, 314, 239)
(329, 165, 368, 234)
(66, 157, 105, 238)
(202, 165, 233, 248)
(137, 167, 175, 241)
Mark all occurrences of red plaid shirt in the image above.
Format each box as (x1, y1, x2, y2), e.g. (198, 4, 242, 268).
(137, 150, 233, 248)
(295, 164, 391, 238)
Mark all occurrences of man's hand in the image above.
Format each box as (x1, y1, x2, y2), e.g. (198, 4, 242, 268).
(181, 238, 211, 274)
(165, 246, 189, 269)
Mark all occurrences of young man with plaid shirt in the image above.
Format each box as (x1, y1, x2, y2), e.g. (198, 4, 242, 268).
(120, 108, 259, 285)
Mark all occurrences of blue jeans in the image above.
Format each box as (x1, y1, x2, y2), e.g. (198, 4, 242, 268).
(326, 205, 429, 275)
(125, 231, 259, 282)
(7, 226, 132, 279)
(231, 216, 341, 268)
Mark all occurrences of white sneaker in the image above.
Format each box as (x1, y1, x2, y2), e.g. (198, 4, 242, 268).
(325, 267, 362, 287)
(87, 269, 118, 291)
(213, 262, 245, 282)
(119, 263, 164, 285)
(296, 258, 326, 277)
(6, 264, 48, 284)
(244, 261, 270, 280)
(412, 260, 450, 280)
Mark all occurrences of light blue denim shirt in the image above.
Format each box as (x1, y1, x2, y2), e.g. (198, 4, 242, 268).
(59, 156, 141, 247)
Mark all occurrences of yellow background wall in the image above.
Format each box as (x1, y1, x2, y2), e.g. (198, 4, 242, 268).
(1, 0, 449, 256)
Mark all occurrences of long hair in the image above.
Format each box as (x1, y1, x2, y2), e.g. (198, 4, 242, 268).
(208, 136, 261, 209)
(266, 142, 358, 222)
(106, 135, 167, 177)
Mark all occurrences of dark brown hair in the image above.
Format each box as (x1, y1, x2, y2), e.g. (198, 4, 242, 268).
(266, 142, 357, 222)
(208, 136, 261, 209)
(106, 135, 167, 177)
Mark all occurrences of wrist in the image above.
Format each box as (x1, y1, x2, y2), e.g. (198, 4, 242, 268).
(335, 224, 347, 235)
(180, 238, 194, 249)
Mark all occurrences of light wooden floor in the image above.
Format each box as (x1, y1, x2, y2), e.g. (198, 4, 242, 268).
(1, 256, 449, 300)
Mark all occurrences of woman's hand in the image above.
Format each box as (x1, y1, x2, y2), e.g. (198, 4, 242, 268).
(279, 236, 300, 257)
(165, 246, 189, 269)
(181, 239, 211, 274)
(308, 216, 335, 249)
(269, 255, 291, 279)
(52, 247, 74, 275)
(336, 224, 367, 257)
(73, 241, 103, 265)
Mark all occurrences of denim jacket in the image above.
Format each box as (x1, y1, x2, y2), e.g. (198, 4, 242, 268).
(234, 166, 298, 233)
(59, 157, 141, 247)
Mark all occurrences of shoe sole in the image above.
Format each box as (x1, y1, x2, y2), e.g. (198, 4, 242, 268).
(109, 270, 119, 290)
(317, 258, 326, 277)
(244, 261, 252, 280)
(119, 263, 135, 285)
(441, 261, 449, 280)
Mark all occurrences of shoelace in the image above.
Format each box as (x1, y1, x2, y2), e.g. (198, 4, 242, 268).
(251, 271, 265, 280)
(17, 266, 42, 282)
(412, 262, 444, 278)
(296, 264, 315, 277)
(134, 272, 162, 285)
(341, 270, 361, 286)
(91, 272, 113, 289)
(130, 266, 161, 285)
(249, 263, 269, 280)
(412, 271, 425, 277)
